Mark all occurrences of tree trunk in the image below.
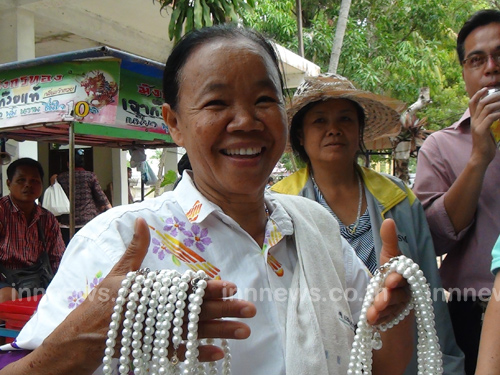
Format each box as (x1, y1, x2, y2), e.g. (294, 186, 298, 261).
(295, 0, 304, 57)
(154, 148, 169, 197)
(393, 141, 411, 184)
(328, 0, 352, 73)
(401, 87, 431, 125)
(393, 87, 432, 183)
(394, 157, 410, 184)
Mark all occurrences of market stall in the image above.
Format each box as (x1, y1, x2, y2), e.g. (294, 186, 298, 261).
(0, 46, 175, 237)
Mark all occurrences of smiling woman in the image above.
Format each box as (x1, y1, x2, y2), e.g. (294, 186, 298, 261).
(0, 26, 414, 375)
(162, 32, 287, 240)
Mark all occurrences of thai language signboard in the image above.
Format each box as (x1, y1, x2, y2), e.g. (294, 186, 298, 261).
(116, 67, 167, 134)
(0, 60, 168, 135)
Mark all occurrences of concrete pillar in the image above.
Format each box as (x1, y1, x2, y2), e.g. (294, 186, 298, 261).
(112, 149, 128, 206)
(0, 7, 37, 196)
(0, 140, 18, 196)
(0, 8, 36, 63)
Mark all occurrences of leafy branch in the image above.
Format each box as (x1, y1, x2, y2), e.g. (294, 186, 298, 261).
(154, 0, 256, 42)
(144, 169, 178, 197)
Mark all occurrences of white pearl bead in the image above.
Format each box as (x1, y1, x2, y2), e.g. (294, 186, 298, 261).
(190, 304, 202, 314)
(120, 346, 131, 356)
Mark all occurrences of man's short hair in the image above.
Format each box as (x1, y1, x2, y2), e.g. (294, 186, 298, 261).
(457, 9, 500, 64)
(7, 158, 44, 181)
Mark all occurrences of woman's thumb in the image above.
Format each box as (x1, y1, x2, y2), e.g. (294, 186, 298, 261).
(379, 218, 401, 265)
(108, 217, 150, 276)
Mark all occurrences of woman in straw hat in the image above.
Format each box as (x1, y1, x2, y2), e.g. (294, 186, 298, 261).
(271, 73, 465, 374)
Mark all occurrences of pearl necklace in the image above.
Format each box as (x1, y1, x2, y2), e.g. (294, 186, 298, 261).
(103, 269, 231, 375)
(348, 255, 443, 375)
(310, 172, 363, 234)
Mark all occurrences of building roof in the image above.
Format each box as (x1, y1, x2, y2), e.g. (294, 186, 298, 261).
(0, 0, 320, 88)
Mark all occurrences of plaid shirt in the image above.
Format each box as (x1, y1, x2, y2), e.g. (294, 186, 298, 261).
(57, 169, 110, 227)
(0, 195, 65, 273)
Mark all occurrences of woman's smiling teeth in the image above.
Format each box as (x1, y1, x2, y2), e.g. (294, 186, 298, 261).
(223, 147, 262, 156)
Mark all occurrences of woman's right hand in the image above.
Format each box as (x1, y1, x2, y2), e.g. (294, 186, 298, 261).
(181, 279, 256, 361)
(2, 218, 255, 375)
(58, 217, 255, 365)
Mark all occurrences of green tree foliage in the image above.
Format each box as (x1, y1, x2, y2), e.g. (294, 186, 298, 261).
(154, 0, 255, 42)
(243, 0, 491, 131)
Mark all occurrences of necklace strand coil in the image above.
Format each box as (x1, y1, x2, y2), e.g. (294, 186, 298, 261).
(103, 269, 231, 375)
(347, 255, 443, 375)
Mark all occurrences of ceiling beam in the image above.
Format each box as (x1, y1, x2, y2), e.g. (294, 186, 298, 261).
(0, 0, 54, 10)
(21, 2, 174, 62)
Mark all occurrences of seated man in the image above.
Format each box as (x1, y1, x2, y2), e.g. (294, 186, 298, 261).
(0, 158, 65, 302)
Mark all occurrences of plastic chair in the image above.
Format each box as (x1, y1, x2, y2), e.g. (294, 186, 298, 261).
(0, 296, 42, 343)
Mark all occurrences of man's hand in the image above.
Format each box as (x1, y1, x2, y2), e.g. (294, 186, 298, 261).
(469, 87, 499, 166)
(442, 87, 498, 234)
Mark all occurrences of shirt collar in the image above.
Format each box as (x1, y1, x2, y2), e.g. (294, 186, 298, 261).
(451, 108, 471, 129)
(356, 165, 407, 213)
(7, 195, 43, 221)
(173, 171, 225, 224)
(265, 193, 294, 236)
(173, 171, 294, 235)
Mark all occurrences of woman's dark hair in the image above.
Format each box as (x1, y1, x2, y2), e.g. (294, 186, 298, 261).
(163, 25, 285, 110)
(457, 9, 500, 64)
(290, 99, 366, 165)
(7, 157, 44, 181)
(75, 149, 85, 168)
(177, 153, 191, 175)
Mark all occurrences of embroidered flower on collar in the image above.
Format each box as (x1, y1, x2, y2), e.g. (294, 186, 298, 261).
(186, 200, 202, 222)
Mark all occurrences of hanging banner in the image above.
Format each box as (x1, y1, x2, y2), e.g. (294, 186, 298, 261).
(115, 66, 168, 134)
(0, 61, 120, 128)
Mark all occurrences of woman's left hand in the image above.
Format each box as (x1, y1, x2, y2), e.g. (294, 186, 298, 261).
(366, 219, 411, 326)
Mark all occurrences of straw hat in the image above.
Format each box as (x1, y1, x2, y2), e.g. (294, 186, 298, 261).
(288, 73, 406, 143)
